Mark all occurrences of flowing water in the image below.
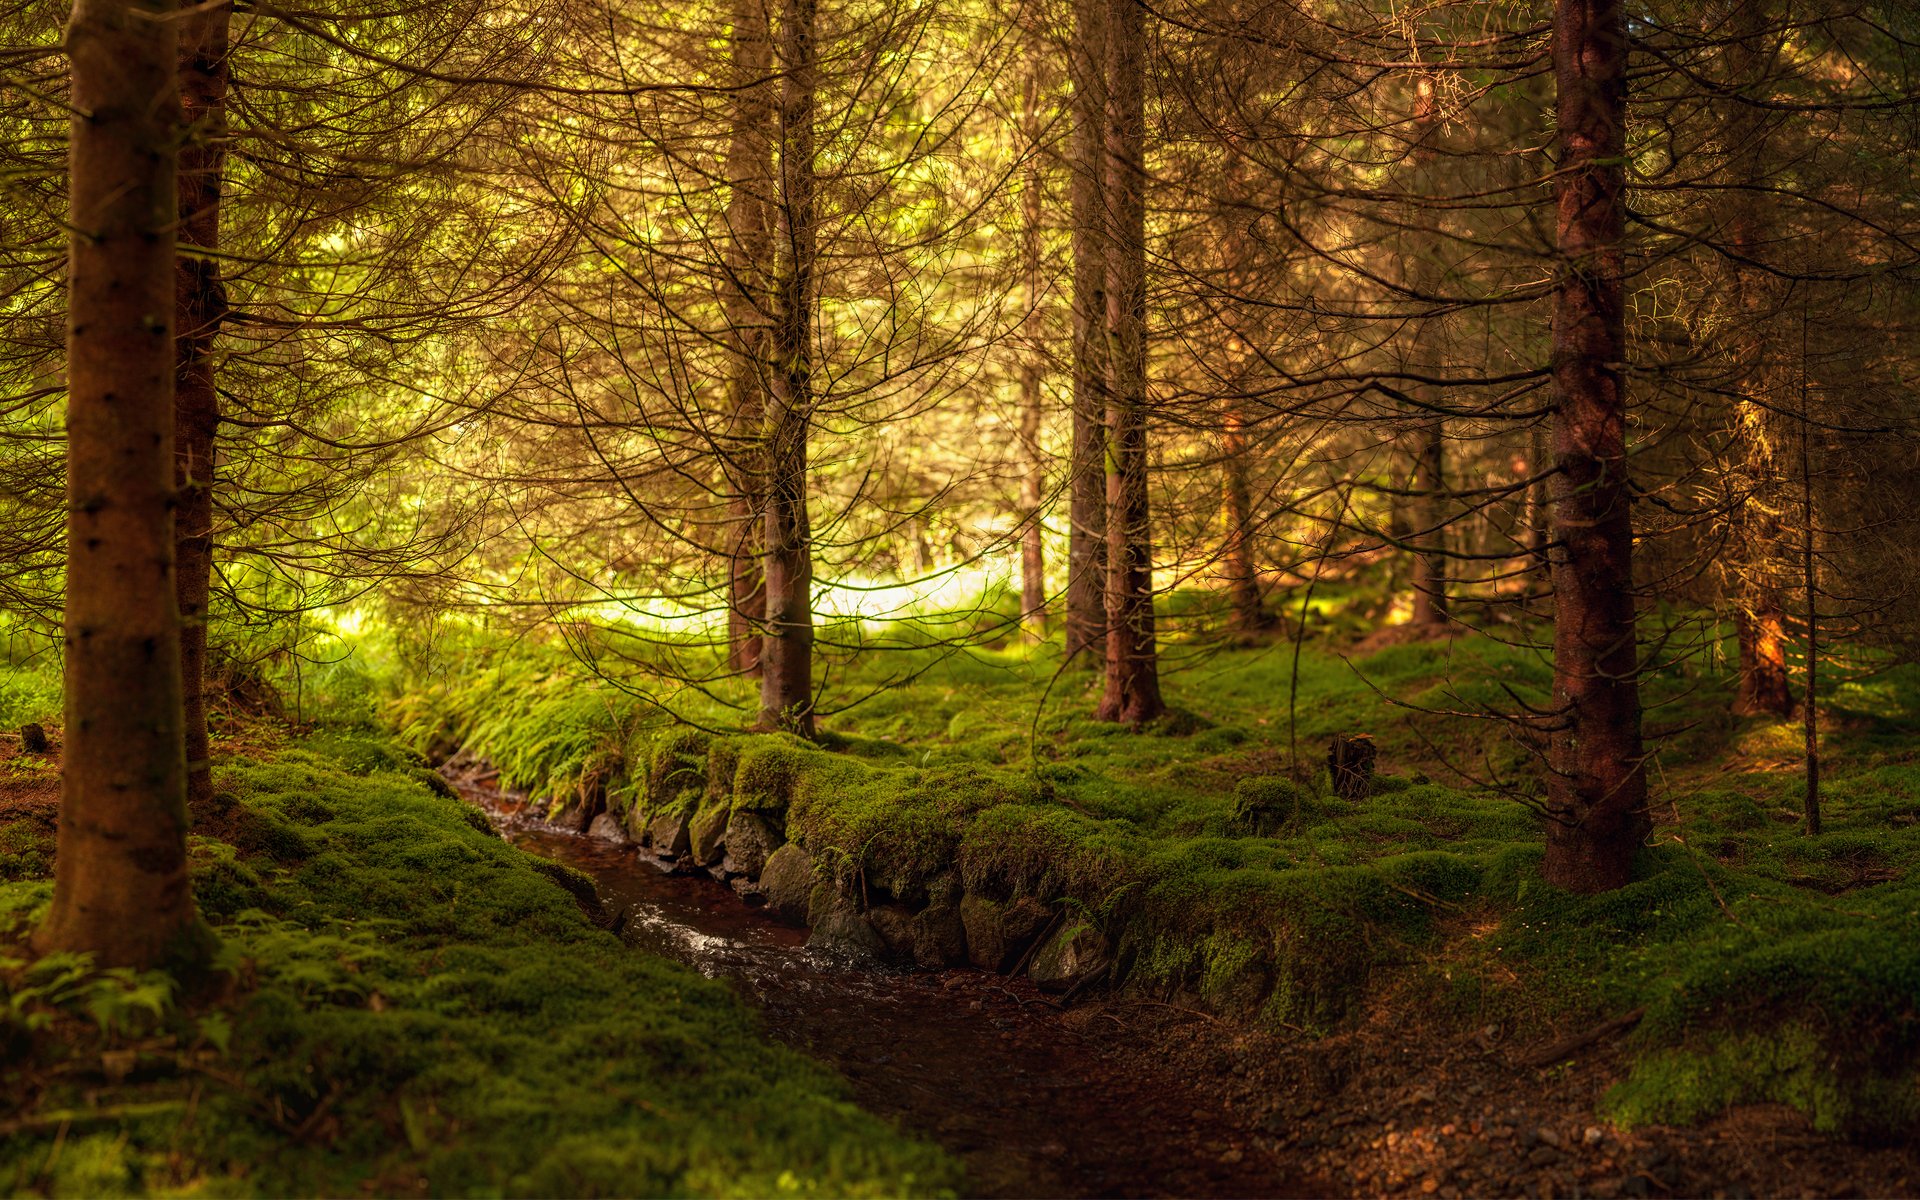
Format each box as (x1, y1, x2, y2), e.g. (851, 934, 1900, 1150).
(449, 767, 1300, 1198)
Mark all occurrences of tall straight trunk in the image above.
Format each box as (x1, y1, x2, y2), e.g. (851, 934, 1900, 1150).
(724, 0, 774, 677)
(1220, 403, 1269, 633)
(175, 0, 232, 816)
(1095, 0, 1163, 725)
(1404, 78, 1448, 630)
(758, 0, 816, 737)
(1721, 7, 1793, 719)
(38, 0, 205, 968)
(1017, 53, 1048, 641)
(1526, 422, 1552, 588)
(1542, 0, 1649, 893)
(1408, 420, 1447, 626)
(1063, 0, 1108, 663)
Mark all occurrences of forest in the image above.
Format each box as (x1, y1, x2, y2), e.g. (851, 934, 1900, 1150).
(1, 0, 1918, 1195)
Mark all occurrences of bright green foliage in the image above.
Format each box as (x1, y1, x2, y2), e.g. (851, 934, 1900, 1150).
(0, 734, 955, 1197)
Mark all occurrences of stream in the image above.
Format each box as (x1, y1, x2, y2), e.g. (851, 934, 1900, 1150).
(447, 767, 1304, 1198)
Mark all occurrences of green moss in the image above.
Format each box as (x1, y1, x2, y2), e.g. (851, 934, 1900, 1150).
(0, 734, 957, 1198)
(0, 820, 52, 882)
(1602, 1024, 1909, 1136)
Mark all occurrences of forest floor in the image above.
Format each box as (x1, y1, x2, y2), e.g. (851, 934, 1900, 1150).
(3, 609, 1920, 1196)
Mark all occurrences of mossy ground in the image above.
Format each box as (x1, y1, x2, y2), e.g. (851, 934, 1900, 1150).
(384, 617, 1920, 1140)
(0, 718, 956, 1197)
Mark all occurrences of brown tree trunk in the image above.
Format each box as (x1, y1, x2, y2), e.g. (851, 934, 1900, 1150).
(1526, 422, 1552, 591)
(757, 0, 816, 737)
(1095, 0, 1163, 725)
(1064, 0, 1108, 665)
(38, 0, 206, 968)
(724, 0, 774, 677)
(1220, 405, 1269, 634)
(1720, 6, 1794, 720)
(1733, 608, 1793, 717)
(1017, 52, 1048, 642)
(1409, 419, 1448, 628)
(1404, 79, 1448, 631)
(175, 0, 232, 818)
(1541, 0, 1649, 893)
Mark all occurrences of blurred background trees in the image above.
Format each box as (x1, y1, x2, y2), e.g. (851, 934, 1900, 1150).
(5, 0, 1920, 903)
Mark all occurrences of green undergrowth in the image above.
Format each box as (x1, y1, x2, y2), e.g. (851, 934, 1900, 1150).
(0, 730, 955, 1197)
(387, 630, 1920, 1138)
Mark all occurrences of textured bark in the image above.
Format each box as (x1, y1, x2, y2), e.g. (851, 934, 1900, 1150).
(1541, 0, 1649, 893)
(1733, 608, 1793, 718)
(38, 0, 204, 967)
(175, 0, 231, 817)
(1063, 0, 1108, 664)
(757, 0, 816, 737)
(724, 0, 774, 677)
(1095, 0, 1163, 725)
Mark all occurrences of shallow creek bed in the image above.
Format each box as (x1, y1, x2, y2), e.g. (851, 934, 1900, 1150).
(447, 761, 1309, 1199)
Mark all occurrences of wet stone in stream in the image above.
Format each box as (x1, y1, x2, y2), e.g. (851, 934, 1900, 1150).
(449, 770, 1303, 1199)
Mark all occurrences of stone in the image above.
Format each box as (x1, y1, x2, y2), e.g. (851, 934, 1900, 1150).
(721, 810, 783, 879)
(690, 804, 729, 866)
(960, 894, 1007, 971)
(912, 901, 968, 968)
(867, 903, 917, 962)
(758, 843, 814, 924)
(960, 894, 1052, 972)
(647, 811, 691, 858)
(808, 905, 886, 964)
(1028, 922, 1111, 992)
(586, 812, 629, 843)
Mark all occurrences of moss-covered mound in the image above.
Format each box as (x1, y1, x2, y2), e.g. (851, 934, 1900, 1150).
(391, 634, 1920, 1140)
(0, 739, 955, 1198)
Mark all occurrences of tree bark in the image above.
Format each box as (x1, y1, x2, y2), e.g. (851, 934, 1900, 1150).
(1720, 5, 1793, 719)
(724, 0, 774, 677)
(1017, 48, 1048, 642)
(1095, 0, 1163, 725)
(1404, 78, 1448, 630)
(175, 0, 232, 817)
(38, 0, 206, 968)
(1541, 0, 1649, 893)
(1220, 404, 1269, 634)
(757, 0, 817, 737)
(1064, 0, 1108, 664)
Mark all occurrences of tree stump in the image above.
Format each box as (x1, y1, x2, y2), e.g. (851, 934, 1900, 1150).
(19, 723, 48, 754)
(1328, 733, 1376, 801)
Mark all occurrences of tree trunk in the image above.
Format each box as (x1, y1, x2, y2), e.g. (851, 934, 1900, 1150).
(724, 0, 774, 677)
(1720, 6, 1794, 719)
(38, 0, 205, 968)
(1526, 422, 1552, 591)
(1409, 419, 1448, 628)
(1220, 404, 1269, 634)
(175, 0, 232, 818)
(1404, 79, 1448, 630)
(1095, 0, 1163, 725)
(1064, 0, 1108, 664)
(757, 0, 816, 737)
(1017, 51, 1048, 642)
(1541, 0, 1649, 893)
